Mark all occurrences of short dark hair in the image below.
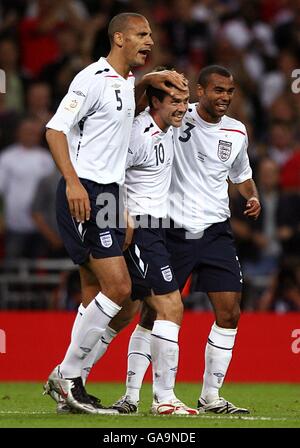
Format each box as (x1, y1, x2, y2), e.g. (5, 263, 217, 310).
(108, 13, 146, 44)
(198, 65, 232, 87)
(146, 66, 173, 108)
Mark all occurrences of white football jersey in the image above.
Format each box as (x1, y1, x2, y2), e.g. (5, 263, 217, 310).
(125, 110, 174, 218)
(169, 103, 252, 233)
(46, 57, 135, 185)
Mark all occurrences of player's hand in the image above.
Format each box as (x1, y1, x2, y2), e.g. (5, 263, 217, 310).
(66, 180, 91, 223)
(244, 197, 261, 220)
(143, 70, 189, 95)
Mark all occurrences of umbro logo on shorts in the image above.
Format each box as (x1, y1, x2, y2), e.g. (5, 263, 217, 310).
(161, 266, 173, 282)
(99, 231, 113, 248)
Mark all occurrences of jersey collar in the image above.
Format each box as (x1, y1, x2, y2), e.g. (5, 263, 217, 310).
(99, 57, 134, 81)
(190, 103, 224, 128)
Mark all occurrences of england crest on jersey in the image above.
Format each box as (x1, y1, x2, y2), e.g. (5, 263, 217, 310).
(99, 231, 113, 248)
(161, 266, 173, 282)
(218, 140, 232, 162)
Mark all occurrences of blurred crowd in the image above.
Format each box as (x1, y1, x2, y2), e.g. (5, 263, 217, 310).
(0, 0, 299, 311)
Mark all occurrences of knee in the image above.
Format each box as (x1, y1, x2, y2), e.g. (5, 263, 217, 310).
(155, 292, 183, 324)
(216, 307, 240, 328)
(103, 281, 131, 302)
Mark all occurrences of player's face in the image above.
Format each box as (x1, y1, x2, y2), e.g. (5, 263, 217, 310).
(157, 90, 189, 129)
(122, 18, 153, 67)
(197, 74, 235, 121)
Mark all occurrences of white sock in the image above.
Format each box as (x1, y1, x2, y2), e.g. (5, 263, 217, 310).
(151, 320, 180, 403)
(200, 322, 237, 403)
(60, 292, 121, 378)
(125, 325, 152, 403)
(71, 303, 85, 341)
(81, 326, 118, 385)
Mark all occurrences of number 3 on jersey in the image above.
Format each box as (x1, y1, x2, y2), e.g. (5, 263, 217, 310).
(179, 122, 195, 142)
(115, 89, 123, 111)
(154, 143, 165, 165)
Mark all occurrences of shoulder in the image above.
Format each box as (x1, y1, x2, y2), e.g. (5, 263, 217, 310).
(70, 59, 108, 94)
(132, 111, 155, 139)
(129, 111, 155, 153)
(221, 116, 247, 136)
(183, 103, 196, 121)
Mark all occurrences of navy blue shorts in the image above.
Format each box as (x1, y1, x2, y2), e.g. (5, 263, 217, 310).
(124, 217, 178, 299)
(56, 177, 126, 265)
(166, 220, 243, 292)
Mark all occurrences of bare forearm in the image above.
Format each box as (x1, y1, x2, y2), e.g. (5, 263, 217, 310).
(45, 129, 79, 184)
(237, 179, 259, 201)
(237, 179, 261, 220)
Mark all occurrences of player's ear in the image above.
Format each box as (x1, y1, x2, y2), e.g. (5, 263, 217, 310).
(152, 96, 160, 110)
(113, 31, 124, 48)
(197, 84, 204, 99)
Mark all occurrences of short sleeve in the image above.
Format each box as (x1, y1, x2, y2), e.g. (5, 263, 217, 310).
(46, 71, 102, 134)
(229, 132, 252, 184)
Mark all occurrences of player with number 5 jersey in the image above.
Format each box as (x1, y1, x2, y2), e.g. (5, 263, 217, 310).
(43, 12, 188, 415)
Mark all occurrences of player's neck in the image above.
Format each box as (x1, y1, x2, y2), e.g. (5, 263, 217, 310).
(196, 104, 221, 124)
(106, 53, 130, 79)
(150, 110, 169, 132)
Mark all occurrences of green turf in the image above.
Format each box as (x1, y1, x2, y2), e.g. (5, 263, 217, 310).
(0, 382, 299, 428)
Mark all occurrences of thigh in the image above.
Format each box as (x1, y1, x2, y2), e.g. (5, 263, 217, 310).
(89, 255, 131, 290)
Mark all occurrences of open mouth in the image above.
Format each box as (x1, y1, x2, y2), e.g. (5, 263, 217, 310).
(138, 49, 151, 56)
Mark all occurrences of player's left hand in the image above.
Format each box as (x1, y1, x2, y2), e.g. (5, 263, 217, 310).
(244, 197, 261, 220)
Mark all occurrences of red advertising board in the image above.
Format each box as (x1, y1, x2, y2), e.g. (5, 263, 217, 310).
(0, 312, 299, 382)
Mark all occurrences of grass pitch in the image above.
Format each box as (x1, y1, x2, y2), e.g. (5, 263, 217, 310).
(0, 382, 299, 428)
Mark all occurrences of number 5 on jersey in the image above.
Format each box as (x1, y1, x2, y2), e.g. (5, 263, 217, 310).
(115, 89, 123, 111)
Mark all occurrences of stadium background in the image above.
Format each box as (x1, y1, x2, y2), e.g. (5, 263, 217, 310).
(0, 0, 299, 386)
